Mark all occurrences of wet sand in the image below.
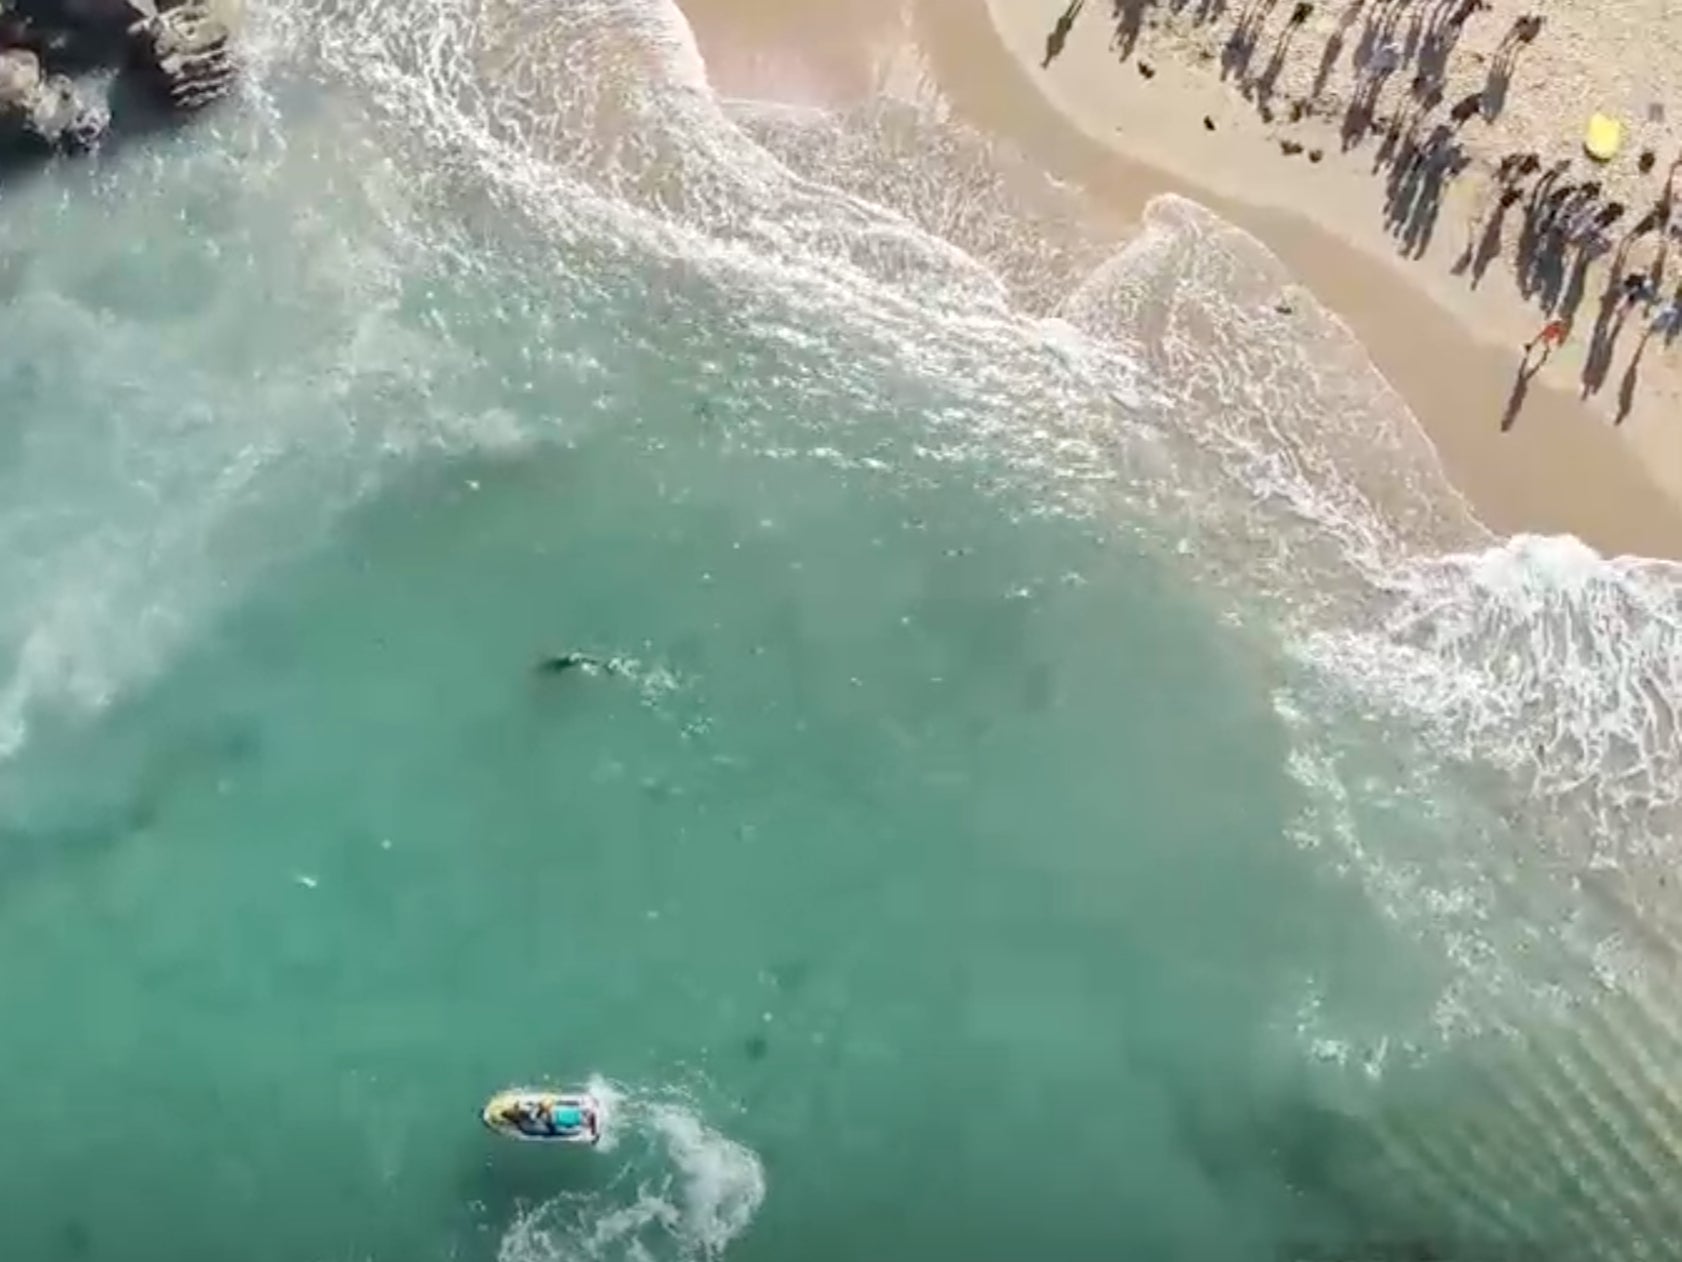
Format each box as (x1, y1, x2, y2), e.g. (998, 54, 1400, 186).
(677, 0, 1682, 559)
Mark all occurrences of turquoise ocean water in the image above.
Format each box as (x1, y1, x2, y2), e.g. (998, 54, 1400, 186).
(6, 2, 1682, 1259)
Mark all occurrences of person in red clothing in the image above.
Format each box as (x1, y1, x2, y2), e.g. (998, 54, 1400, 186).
(1524, 317, 1569, 358)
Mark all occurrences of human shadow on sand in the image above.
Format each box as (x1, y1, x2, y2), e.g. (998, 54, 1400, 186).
(1043, 0, 1088, 67)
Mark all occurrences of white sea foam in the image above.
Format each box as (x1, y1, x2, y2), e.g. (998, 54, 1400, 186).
(9, 0, 1682, 1116)
(1056, 193, 1682, 1030)
(183, 31, 1682, 1179)
(11, 0, 1682, 995)
(0, 100, 473, 759)
(496, 1080, 765, 1262)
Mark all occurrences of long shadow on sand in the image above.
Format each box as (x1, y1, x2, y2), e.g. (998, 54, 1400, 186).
(1043, 0, 1088, 67)
(1094, 0, 1681, 429)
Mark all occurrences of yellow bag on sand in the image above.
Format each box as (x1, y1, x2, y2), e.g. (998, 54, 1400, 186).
(1584, 113, 1623, 162)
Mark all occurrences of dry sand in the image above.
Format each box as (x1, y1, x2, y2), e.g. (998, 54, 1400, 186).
(678, 0, 1682, 558)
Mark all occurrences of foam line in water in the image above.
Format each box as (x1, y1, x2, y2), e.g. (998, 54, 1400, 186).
(82, 0, 1682, 901)
(495, 1078, 765, 1262)
(252, 7, 1682, 1243)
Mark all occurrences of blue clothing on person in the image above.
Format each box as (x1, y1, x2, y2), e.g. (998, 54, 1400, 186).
(554, 1106, 585, 1130)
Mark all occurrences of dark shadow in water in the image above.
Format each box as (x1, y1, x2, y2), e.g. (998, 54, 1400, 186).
(1162, 1082, 1473, 1260)
(0, 711, 263, 905)
(55, 1218, 92, 1261)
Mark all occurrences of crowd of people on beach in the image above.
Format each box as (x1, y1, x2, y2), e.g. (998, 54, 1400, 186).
(1265, 0, 1682, 421)
(1317, 0, 1682, 421)
(1511, 156, 1682, 411)
(1045, 0, 1682, 428)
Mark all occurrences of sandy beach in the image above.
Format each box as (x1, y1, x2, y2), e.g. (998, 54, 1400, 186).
(679, 0, 1682, 558)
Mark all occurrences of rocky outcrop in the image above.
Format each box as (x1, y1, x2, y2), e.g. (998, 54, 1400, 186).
(0, 43, 108, 150)
(0, 0, 238, 158)
(127, 0, 237, 112)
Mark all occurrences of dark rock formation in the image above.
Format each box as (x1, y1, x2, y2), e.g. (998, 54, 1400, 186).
(128, 0, 237, 112)
(0, 0, 237, 159)
(0, 42, 108, 150)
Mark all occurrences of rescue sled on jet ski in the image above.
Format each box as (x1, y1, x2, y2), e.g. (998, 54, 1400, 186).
(481, 1088, 602, 1145)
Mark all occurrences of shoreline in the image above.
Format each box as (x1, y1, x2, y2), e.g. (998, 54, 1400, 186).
(967, 0, 1682, 557)
(677, 0, 1682, 561)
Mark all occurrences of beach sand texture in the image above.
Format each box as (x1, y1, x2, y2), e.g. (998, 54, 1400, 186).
(986, 0, 1682, 532)
(683, 0, 1682, 557)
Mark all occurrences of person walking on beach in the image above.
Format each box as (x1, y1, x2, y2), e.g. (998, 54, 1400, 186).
(1651, 291, 1682, 344)
(1506, 317, 1565, 431)
(1505, 314, 1568, 431)
(1622, 272, 1658, 308)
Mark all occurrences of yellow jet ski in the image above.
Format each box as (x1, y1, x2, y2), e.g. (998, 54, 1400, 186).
(481, 1088, 602, 1145)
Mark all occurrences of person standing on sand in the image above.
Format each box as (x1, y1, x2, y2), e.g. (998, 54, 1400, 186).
(1563, 200, 1601, 244)
(1622, 272, 1657, 308)
(1650, 297, 1682, 342)
(1524, 318, 1569, 358)
(1505, 315, 1563, 432)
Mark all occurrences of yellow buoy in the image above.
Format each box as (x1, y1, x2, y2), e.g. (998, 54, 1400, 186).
(1584, 113, 1623, 162)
